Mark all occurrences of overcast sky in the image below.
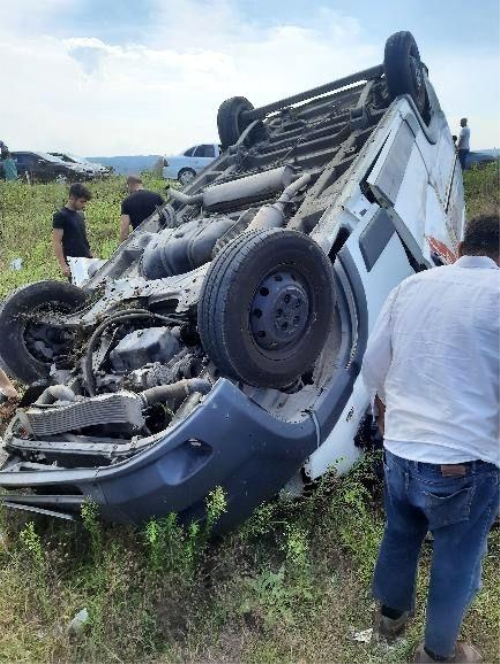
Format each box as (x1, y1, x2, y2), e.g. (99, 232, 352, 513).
(1, 0, 498, 156)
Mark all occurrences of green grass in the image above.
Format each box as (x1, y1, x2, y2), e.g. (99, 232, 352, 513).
(463, 161, 500, 218)
(0, 164, 499, 663)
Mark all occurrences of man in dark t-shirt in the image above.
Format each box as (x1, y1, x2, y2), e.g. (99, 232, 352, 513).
(120, 174, 164, 242)
(52, 183, 92, 278)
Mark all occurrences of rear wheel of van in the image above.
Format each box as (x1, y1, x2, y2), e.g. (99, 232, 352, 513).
(217, 96, 254, 150)
(384, 31, 428, 118)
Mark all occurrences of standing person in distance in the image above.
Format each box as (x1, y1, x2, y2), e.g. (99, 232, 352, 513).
(0, 147, 18, 181)
(120, 175, 164, 242)
(457, 118, 471, 170)
(52, 183, 93, 279)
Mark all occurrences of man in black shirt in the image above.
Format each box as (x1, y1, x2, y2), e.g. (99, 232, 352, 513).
(120, 175, 164, 241)
(52, 183, 92, 278)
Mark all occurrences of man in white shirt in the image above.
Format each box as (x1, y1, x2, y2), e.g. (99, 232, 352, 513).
(362, 214, 499, 663)
(457, 118, 471, 170)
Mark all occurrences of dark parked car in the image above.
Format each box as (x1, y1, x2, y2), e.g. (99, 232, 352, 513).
(11, 151, 88, 183)
(49, 152, 111, 178)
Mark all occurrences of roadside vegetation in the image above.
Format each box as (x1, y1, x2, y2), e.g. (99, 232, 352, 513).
(0, 163, 498, 663)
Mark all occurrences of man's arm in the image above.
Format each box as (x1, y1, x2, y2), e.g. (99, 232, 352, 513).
(120, 214, 131, 242)
(52, 229, 70, 277)
(456, 128, 465, 149)
(361, 286, 398, 402)
(0, 367, 18, 399)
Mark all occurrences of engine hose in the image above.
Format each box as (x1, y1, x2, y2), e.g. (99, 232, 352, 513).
(35, 385, 76, 406)
(82, 309, 185, 397)
(140, 378, 211, 407)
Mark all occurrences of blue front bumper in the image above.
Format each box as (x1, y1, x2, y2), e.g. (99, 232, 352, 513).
(0, 379, 317, 529)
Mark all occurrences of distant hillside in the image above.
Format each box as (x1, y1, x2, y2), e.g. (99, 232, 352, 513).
(86, 155, 162, 175)
(475, 149, 500, 157)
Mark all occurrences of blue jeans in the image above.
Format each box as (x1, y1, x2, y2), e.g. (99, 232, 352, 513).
(373, 449, 499, 658)
(458, 148, 469, 170)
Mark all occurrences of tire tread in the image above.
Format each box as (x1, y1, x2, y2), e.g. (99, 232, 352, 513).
(198, 229, 335, 387)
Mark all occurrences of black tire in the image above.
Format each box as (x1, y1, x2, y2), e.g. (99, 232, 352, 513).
(198, 229, 336, 388)
(0, 280, 87, 384)
(384, 31, 428, 117)
(178, 168, 196, 186)
(217, 96, 254, 149)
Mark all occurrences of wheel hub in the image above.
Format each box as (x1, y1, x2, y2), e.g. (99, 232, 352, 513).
(180, 170, 195, 185)
(250, 270, 310, 350)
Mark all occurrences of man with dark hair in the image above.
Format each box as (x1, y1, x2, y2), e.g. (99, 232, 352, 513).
(457, 118, 471, 170)
(362, 214, 499, 663)
(52, 183, 93, 278)
(120, 175, 164, 242)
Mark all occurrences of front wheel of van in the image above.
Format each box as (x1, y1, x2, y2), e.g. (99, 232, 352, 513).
(197, 229, 336, 389)
(384, 31, 429, 119)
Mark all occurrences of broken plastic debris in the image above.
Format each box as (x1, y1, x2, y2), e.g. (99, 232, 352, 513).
(68, 608, 89, 635)
(10, 258, 22, 271)
(352, 628, 373, 643)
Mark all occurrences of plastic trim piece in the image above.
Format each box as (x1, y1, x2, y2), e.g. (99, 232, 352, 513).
(358, 209, 396, 271)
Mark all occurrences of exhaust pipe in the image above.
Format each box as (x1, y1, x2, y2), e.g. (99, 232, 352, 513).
(247, 173, 312, 231)
(168, 189, 203, 207)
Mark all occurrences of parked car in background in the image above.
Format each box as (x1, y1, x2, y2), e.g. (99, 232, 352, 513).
(163, 143, 220, 185)
(11, 151, 89, 183)
(466, 149, 500, 170)
(49, 152, 111, 177)
(84, 158, 112, 176)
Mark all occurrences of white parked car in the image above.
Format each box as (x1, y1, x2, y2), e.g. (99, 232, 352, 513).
(0, 32, 464, 529)
(163, 144, 221, 185)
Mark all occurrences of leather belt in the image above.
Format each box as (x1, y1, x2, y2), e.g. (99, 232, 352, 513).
(440, 464, 467, 477)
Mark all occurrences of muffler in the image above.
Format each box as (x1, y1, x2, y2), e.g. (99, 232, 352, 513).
(169, 165, 301, 212)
